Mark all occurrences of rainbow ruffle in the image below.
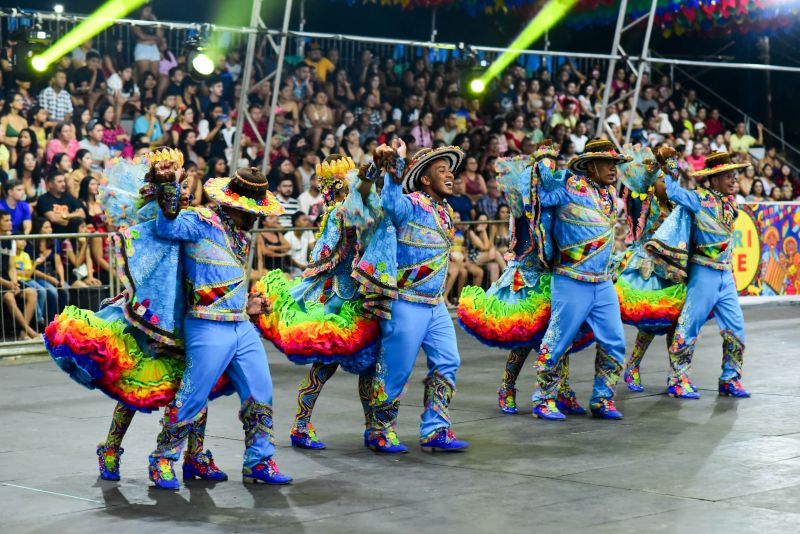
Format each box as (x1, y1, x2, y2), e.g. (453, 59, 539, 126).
(253, 270, 381, 374)
(457, 284, 551, 350)
(615, 279, 686, 334)
(44, 306, 233, 411)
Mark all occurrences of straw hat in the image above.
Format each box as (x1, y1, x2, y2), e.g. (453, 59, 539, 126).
(402, 146, 464, 194)
(567, 139, 633, 174)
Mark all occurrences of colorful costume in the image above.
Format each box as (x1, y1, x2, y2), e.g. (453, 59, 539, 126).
(354, 146, 469, 452)
(614, 145, 684, 392)
(43, 155, 230, 482)
(456, 146, 593, 416)
(147, 167, 293, 488)
(531, 139, 632, 420)
(646, 152, 751, 398)
(254, 156, 382, 449)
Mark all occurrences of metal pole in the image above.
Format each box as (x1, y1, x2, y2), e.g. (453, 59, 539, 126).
(625, 0, 658, 143)
(596, 0, 629, 137)
(231, 0, 263, 169)
(261, 0, 293, 176)
(431, 8, 437, 43)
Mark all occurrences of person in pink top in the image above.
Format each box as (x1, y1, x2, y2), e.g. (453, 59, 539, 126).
(45, 122, 80, 164)
(685, 144, 707, 172)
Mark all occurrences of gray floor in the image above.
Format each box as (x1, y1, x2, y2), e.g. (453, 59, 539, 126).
(1, 305, 799, 533)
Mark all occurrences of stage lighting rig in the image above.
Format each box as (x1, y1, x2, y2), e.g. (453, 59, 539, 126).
(185, 33, 215, 81)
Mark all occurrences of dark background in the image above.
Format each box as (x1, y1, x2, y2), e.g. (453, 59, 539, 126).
(4, 0, 799, 148)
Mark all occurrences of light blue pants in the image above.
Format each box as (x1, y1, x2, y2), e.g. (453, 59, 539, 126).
(374, 300, 460, 438)
(22, 279, 59, 322)
(669, 264, 745, 383)
(159, 318, 274, 467)
(533, 275, 626, 405)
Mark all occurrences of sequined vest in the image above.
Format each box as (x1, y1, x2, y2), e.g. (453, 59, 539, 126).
(689, 188, 737, 271)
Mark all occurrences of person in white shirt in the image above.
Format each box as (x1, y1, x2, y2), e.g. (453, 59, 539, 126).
(569, 122, 589, 153)
(298, 175, 324, 222)
(284, 211, 315, 277)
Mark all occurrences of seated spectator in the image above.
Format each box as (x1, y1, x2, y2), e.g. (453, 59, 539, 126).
(77, 176, 109, 284)
(98, 103, 133, 159)
(769, 187, 783, 202)
(242, 104, 267, 160)
(14, 236, 59, 325)
(570, 122, 589, 153)
(0, 91, 29, 150)
(139, 71, 158, 103)
(490, 204, 512, 258)
(326, 68, 356, 118)
(340, 126, 366, 166)
(458, 157, 485, 204)
(266, 157, 294, 192)
(0, 179, 32, 234)
(477, 178, 504, 217)
(410, 111, 434, 149)
(0, 211, 38, 339)
(45, 122, 80, 164)
(36, 172, 86, 234)
(467, 213, 507, 285)
(746, 179, 766, 202)
(303, 92, 334, 150)
(177, 130, 201, 165)
(38, 70, 73, 122)
(73, 107, 92, 141)
(67, 149, 94, 199)
(729, 122, 763, 154)
(705, 108, 724, 137)
(69, 51, 107, 110)
(156, 93, 178, 129)
(298, 174, 325, 223)
(27, 106, 50, 151)
(449, 176, 473, 222)
(285, 211, 315, 277)
(133, 100, 167, 147)
(776, 164, 800, 192)
(254, 213, 290, 279)
(686, 144, 706, 172)
(170, 105, 199, 147)
(739, 166, 756, 196)
(304, 42, 335, 84)
(275, 177, 299, 227)
(781, 181, 795, 201)
(60, 218, 101, 288)
(105, 63, 140, 118)
(13, 151, 44, 207)
(293, 147, 318, 195)
(78, 120, 111, 173)
(11, 128, 40, 168)
(316, 130, 337, 161)
(505, 113, 526, 153)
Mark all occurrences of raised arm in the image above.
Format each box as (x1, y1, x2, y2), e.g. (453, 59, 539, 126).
(664, 173, 700, 213)
(375, 142, 412, 227)
(155, 209, 205, 242)
(536, 160, 570, 207)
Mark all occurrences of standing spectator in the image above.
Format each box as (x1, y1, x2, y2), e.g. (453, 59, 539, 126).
(0, 179, 31, 234)
(275, 177, 299, 227)
(298, 174, 325, 223)
(729, 122, 763, 154)
(79, 120, 111, 173)
(45, 122, 80, 164)
(38, 70, 73, 122)
(477, 177, 504, 217)
(132, 5, 163, 78)
(36, 173, 86, 234)
(0, 210, 38, 339)
(0, 92, 29, 149)
(285, 211, 315, 277)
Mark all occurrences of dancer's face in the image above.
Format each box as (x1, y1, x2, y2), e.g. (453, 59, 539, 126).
(710, 171, 737, 196)
(587, 159, 618, 187)
(419, 158, 454, 201)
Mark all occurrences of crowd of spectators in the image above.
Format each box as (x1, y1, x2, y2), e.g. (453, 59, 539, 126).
(0, 4, 798, 337)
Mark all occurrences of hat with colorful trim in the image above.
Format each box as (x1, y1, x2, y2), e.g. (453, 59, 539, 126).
(402, 145, 464, 194)
(690, 152, 751, 178)
(568, 138, 633, 175)
(533, 139, 560, 162)
(204, 167, 284, 216)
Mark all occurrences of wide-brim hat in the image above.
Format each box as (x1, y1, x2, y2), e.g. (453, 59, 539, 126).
(402, 146, 464, 194)
(568, 138, 633, 175)
(204, 167, 284, 216)
(690, 151, 751, 178)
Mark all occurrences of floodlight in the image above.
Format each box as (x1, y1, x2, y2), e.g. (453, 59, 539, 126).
(470, 79, 486, 94)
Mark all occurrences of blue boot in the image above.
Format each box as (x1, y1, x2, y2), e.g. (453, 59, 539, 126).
(420, 428, 470, 451)
(290, 424, 326, 450)
(556, 390, 587, 415)
(590, 399, 624, 420)
(667, 377, 700, 399)
(498, 386, 518, 415)
(148, 457, 180, 490)
(365, 429, 409, 453)
(97, 444, 123, 481)
(719, 379, 751, 398)
(624, 367, 645, 392)
(242, 459, 293, 485)
(533, 399, 566, 421)
(183, 450, 228, 481)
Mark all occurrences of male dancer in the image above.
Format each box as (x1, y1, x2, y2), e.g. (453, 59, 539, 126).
(648, 151, 751, 398)
(148, 167, 292, 489)
(531, 139, 632, 420)
(354, 139, 469, 452)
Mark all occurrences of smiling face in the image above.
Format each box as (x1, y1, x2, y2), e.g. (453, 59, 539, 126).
(710, 171, 737, 196)
(419, 157, 454, 201)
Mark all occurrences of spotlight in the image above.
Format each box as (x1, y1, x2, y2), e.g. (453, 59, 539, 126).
(54, 4, 64, 14)
(192, 53, 214, 76)
(185, 35, 215, 81)
(31, 56, 48, 72)
(470, 79, 486, 94)
(14, 27, 52, 80)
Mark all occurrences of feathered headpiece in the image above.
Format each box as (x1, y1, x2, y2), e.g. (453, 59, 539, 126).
(533, 139, 560, 162)
(316, 155, 356, 202)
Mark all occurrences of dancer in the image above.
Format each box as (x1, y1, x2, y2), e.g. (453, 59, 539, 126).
(647, 151, 751, 398)
(354, 140, 469, 452)
(254, 154, 382, 449)
(531, 139, 632, 420)
(147, 166, 293, 489)
(44, 152, 231, 483)
(457, 142, 593, 416)
(614, 145, 685, 392)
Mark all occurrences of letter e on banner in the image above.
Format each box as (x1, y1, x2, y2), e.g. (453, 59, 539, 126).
(732, 210, 759, 291)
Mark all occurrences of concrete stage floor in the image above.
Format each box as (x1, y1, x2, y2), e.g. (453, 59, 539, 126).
(1, 304, 799, 533)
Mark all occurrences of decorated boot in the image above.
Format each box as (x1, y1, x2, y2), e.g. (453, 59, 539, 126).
(148, 406, 195, 490)
(420, 428, 470, 451)
(148, 457, 180, 490)
(290, 423, 327, 450)
(556, 389, 587, 415)
(367, 399, 408, 453)
(533, 399, 566, 421)
(667, 377, 700, 399)
(96, 444, 124, 481)
(589, 398, 624, 420)
(242, 459, 293, 485)
(624, 366, 644, 392)
(182, 450, 228, 481)
(719, 379, 751, 398)
(719, 331, 749, 398)
(498, 385, 518, 415)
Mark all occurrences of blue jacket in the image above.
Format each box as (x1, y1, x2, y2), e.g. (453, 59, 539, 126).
(155, 207, 249, 322)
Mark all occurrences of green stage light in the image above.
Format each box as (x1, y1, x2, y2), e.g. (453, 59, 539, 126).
(470, 78, 486, 94)
(477, 0, 578, 87)
(192, 53, 215, 76)
(32, 0, 147, 72)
